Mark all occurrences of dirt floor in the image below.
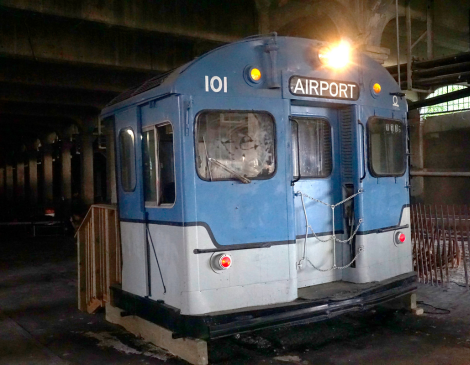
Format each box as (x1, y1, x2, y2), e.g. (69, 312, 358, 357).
(1, 236, 470, 365)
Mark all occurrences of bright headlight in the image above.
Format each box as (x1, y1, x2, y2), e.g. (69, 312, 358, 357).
(318, 41, 351, 69)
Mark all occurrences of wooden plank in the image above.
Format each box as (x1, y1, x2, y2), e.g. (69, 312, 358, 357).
(87, 298, 102, 314)
(77, 204, 122, 312)
(106, 304, 208, 365)
(107, 209, 118, 289)
(115, 212, 122, 284)
(77, 230, 87, 311)
(92, 207, 103, 305)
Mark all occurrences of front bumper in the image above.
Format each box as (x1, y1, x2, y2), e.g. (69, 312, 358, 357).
(110, 272, 417, 340)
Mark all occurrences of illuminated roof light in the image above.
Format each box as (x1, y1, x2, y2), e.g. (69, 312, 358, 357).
(318, 46, 331, 66)
(250, 68, 262, 82)
(373, 83, 382, 94)
(318, 41, 351, 69)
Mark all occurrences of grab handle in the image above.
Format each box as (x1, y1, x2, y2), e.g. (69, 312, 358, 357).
(358, 120, 366, 181)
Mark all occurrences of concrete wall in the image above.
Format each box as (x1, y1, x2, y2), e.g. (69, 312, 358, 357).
(417, 111, 470, 205)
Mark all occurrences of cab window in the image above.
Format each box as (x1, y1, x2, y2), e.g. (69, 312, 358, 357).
(195, 111, 276, 181)
(368, 117, 406, 177)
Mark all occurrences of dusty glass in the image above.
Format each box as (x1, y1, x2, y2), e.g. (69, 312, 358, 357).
(368, 118, 406, 176)
(196, 111, 275, 181)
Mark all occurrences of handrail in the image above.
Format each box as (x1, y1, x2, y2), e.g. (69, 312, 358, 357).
(75, 203, 117, 234)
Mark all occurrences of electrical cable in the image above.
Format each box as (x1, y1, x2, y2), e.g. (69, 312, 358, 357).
(416, 301, 450, 315)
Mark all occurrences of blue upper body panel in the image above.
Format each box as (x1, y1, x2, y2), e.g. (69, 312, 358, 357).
(102, 36, 409, 246)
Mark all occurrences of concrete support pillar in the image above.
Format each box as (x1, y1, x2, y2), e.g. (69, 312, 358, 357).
(405, 0, 412, 90)
(255, 0, 272, 34)
(0, 168, 4, 204)
(61, 140, 73, 206)
(80, 133, 94, 207)
(105, 122, 117, 204)
(16, 159, 25, 202)
(409, 109, 424, 202)
(5, 164, 13, 203)
(42, 143, 54, 208)
(28, 151, 38, 206)
(426, 0, 434, 60)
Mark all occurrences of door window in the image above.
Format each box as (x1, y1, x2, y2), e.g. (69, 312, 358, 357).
(119, 127, 136, 191)
(368, 117, 406, 177)
(195, 111, 276, 181)
(292, 117, 332, 178)
(142, 123, 176, 206)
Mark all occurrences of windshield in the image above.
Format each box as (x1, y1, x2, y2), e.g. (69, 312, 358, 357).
(368, 117, 406, 177)
(195, 111, 276, 181)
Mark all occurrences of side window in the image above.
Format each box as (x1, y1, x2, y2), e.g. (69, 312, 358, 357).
(195, 111, 276, 181)
(142, 123, 176, 206)
(292, 117, 332, 178)
(368, 117, 406, 177)
(119, 128, 136, 192)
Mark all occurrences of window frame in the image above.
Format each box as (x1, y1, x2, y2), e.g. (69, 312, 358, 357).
(290, 116, 333, 180)
(367, 116, 407, 178)
(119, 127, 137, 192)
(142, 121, 176, 208)
(194, 109, 278, 182)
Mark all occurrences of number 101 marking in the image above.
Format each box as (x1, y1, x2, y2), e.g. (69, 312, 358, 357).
(205, 76, 227, 93)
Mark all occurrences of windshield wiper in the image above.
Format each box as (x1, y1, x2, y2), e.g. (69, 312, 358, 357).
(208, 157, 251, 184)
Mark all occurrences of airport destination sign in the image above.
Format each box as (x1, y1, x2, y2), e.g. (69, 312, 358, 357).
(289, 76, 360, 101)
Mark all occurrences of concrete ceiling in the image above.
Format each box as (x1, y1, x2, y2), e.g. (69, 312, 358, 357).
(0, 0, 468, 150)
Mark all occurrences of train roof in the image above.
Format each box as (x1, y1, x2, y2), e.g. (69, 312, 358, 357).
(101, 35, 404, 116)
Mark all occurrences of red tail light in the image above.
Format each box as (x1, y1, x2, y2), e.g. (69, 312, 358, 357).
(395, 231, 406, 244)
(220, 255, 232, 268)
(211, 253, 233, 271)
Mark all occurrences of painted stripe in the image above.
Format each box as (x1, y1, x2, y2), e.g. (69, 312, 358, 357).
(120, 204, 410, 251)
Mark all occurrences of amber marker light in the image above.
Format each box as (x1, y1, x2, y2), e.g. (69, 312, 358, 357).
(318, 40, 351, 69)
(250, 68, 262, 82)
(373, 83, 382, 94)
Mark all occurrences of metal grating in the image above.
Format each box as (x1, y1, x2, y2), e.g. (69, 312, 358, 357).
(106, 70, 174, 107)
(340, 108, 353, 183)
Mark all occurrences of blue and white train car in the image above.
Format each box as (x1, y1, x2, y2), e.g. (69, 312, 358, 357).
(101, 34, 416, 340)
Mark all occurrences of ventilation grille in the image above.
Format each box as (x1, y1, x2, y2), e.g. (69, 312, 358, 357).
(340, 108, 353, 184)
(107, 70, 174, 107)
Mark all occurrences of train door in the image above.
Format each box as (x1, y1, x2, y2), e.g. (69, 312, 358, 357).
(141, 95, 184, 302)
(291, 106, 344, 288)
(114, 106, 147, 297)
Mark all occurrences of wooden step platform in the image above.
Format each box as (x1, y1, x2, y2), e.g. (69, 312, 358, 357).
(105, 304, 208, 365)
